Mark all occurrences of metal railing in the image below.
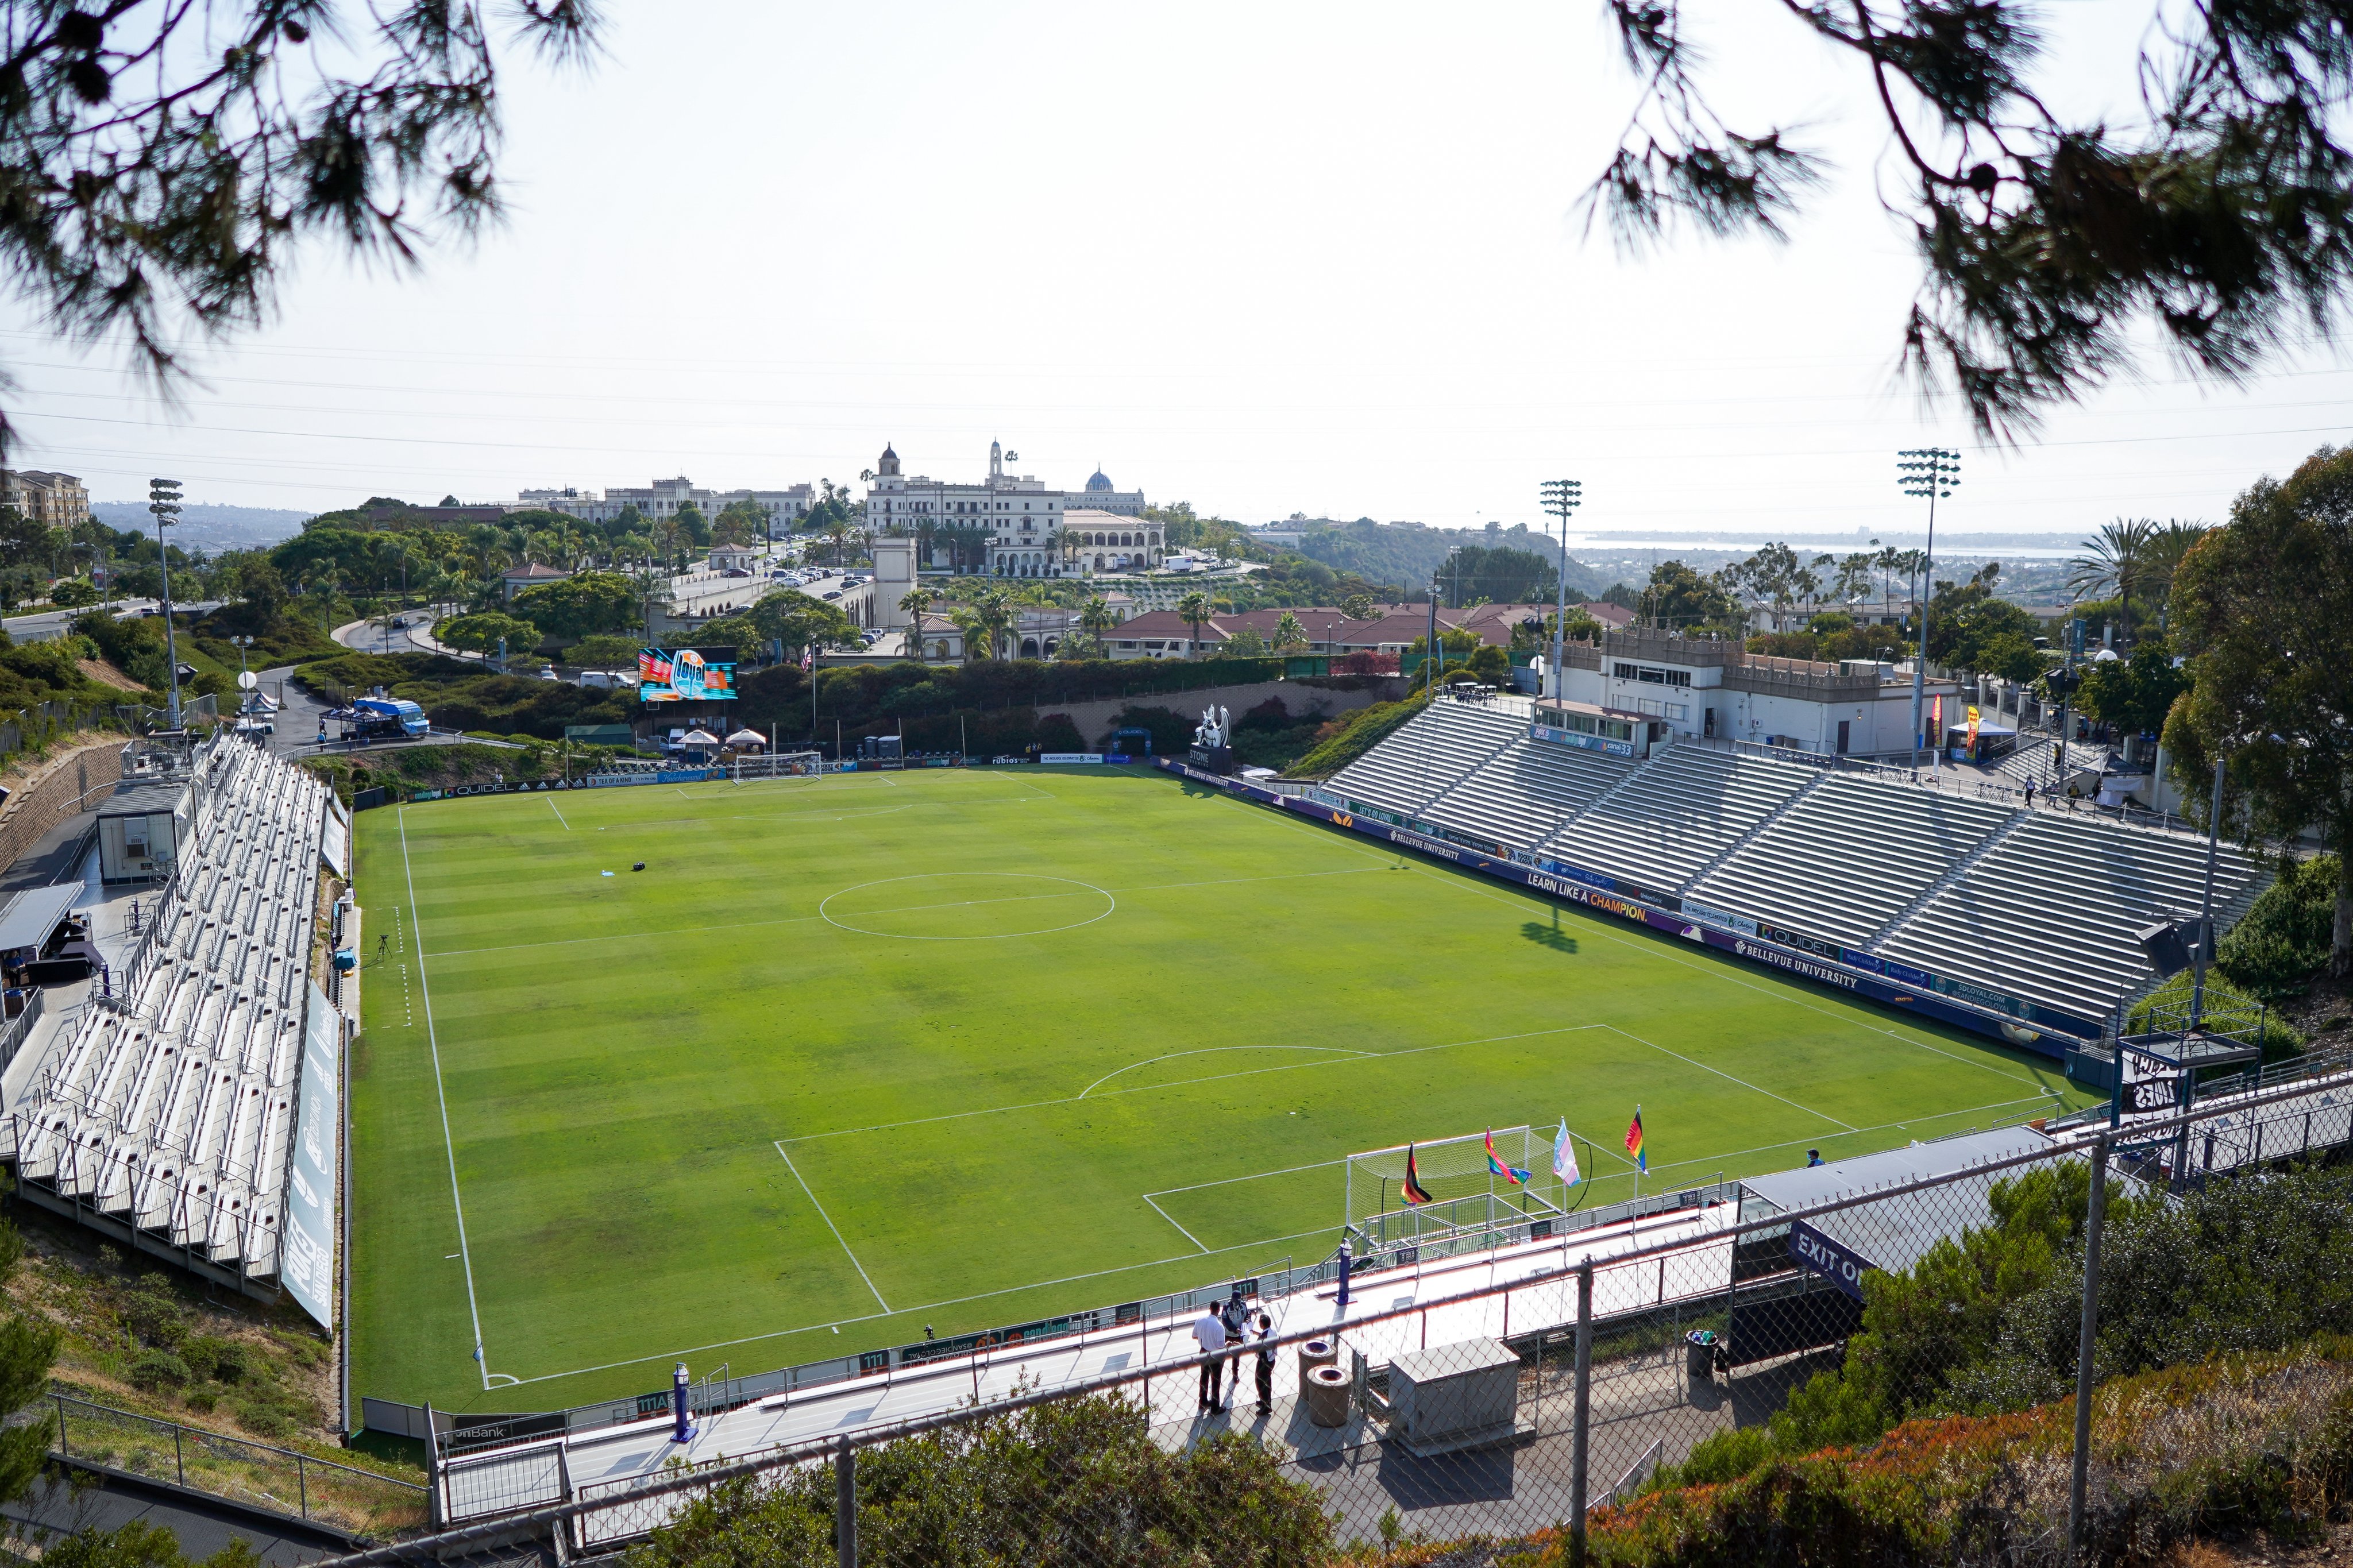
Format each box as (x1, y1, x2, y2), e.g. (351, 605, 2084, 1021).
(326, 1071, 2353, 1568)
(51, 1392, 426, 1537)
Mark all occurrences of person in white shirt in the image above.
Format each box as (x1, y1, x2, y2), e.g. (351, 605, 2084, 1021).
(1191, 1303, 1228, 1413)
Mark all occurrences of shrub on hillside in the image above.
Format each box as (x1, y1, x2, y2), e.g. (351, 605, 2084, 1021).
(1289, 692, 1430, 779)
(2219, 853, 2342, 998)
(626, 1392, 1332, 1568)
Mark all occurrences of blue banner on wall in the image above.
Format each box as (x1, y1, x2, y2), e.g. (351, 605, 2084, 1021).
(1790, 1219, 1875, 1302)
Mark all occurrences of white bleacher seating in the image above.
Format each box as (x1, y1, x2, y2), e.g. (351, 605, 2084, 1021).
(1315, 697, 2278, 1033)
(1541, 743, 1819, 894)
(1877, 813, 2267, 1026)
(7, 737, 329, 1286)
(1325, 704, 1526, 822)
(1684, 774, 2018, 949)
(1419, 736, 1635, 852)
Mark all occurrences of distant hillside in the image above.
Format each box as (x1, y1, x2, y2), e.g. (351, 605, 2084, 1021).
(91, 502, 311, 551)
(1289, 519, 1608, 600)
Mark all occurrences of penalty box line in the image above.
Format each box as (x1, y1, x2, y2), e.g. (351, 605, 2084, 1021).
(773, 1142, 892, 1314)
(494, 1220, 1343, 1392)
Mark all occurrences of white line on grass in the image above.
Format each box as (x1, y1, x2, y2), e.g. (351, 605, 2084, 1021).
(779, 1025, 1606, 1145)
(1141, 1195, 1210, 1253)
(427, 867, 1385, 959)
(497, 1220, 1345, 1389)
(772, 1142, 892, 1313)
(399, 806, 493, 1391)
(547, 798, 569, 831)
(1378, 855, 2066, 1095)
(1598, 1021, 1860, 1132)
(1079, 1045, 1372, 1099)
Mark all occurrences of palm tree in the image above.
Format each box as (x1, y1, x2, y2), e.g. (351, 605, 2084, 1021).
(2139, 519, 2212, 632)
(2069, 517, 2162, 635)
(1176, 592, 1212, 658)
(898, 586, 935, 626)
(1079, 594, 1115, 655)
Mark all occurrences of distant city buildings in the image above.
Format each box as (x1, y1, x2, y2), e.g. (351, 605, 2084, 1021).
(518, 478, 815, 535)
(1, 470, 88, 529)
(865, 442, 1154, 578)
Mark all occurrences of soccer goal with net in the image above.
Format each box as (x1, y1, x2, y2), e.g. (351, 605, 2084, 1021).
(729, 750, 828, 781)
(1342, 1126, 1583, 1249)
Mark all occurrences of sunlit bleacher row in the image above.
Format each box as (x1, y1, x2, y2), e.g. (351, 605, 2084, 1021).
(1322, 699, 2270, 1030)
(5, 739, 329, 1284)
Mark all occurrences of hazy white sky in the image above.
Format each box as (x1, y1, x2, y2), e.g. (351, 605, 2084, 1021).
(4, 0, 2348, 536)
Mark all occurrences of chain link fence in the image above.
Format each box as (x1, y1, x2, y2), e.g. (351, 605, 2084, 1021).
(317, 1076, 2353, 1566)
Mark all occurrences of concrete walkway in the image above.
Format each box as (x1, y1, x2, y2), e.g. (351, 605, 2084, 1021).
(444, 1203, 1744, 1530)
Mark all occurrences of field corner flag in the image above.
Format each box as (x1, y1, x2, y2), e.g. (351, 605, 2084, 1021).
(1553, 1119, 1581, 1186)
(1625, 1107, 1647, 1174)
(1484, 1128, 1530, 1186)
(1402, 1144, 1433, 1206)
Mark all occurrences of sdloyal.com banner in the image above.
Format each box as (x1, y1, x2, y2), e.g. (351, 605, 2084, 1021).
(1154, 759, 2099, 1054)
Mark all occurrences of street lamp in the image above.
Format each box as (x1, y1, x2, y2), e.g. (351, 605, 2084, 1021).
(1540, 479, 1583, 701)
(148, 478, 183, 729)
(1896, 449, 1960, 766)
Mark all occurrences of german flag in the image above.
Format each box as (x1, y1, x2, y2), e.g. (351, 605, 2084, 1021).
(1402, 1144, 1434, 1206)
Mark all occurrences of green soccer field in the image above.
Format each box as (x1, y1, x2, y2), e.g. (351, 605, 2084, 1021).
(348, 763, 2092, 1412)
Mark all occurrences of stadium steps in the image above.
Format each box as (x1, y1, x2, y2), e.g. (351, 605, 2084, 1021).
(1856, 802, 2036, 949)
(1325, 703, 1527, 822)
(1418, 736, 1637, 852)
(1684, 775, 2017, 950)
(1667, 767, 1834, 907)
(1537, 744, 1820, 895)
(1876, 815, 2270, 1025)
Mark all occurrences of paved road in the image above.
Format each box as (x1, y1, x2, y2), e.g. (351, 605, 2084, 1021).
(3, 599, 226, 644)
(334, 613, 446, 656)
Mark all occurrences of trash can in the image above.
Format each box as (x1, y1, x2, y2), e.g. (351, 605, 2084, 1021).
(1305, 1364, 1352, 1428)
(1685, 1330, 1716, 1385)
(1298, 1337, 1337, 1386)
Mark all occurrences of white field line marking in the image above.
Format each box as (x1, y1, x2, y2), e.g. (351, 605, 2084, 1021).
(1598, 1021, 1860, 1133)
(1625, 1090, 2069, 1183)
(547, 798, 569, 831)
(427, 867, 1383, 959)
(618, 805, 920, 832)
(772, 1142, 891, 1313)
(1142, 1195, 1210, 1253)
(399, 806, 492, 1390)
(779, 1025, 1604, 1145)
(1079, 1045, 1372, 1099)
(498, 1220, 1345, 1389)
(1379, 853, 2065, 1095)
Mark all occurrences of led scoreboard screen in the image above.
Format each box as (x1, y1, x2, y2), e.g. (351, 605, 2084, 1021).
(638, 647, 738, 702)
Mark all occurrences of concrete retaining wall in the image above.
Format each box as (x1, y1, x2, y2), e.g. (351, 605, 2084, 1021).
(0, 738, 121, 878)
(1044, 679, 1401, 749)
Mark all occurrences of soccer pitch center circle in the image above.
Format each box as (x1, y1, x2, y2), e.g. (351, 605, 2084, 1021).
(818, 872, 1116, 940)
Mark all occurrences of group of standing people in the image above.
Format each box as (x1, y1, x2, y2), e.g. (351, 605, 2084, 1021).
(1191, 1289, 1275, 1417)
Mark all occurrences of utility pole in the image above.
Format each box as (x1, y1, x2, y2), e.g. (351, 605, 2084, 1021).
(1896, 449, 1960, 767)
(1540, 480, 1582, 704)
(148, 478, 184, 728)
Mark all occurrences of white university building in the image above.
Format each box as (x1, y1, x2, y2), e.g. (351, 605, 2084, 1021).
(865, 442, 1154, 578)
(518, 478, 815, 536)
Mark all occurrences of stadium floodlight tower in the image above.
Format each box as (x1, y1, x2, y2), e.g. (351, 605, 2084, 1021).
(147, 477, 184, 728)
(1896, 449, 1960, 766)
(1540, 479, 1583, 700)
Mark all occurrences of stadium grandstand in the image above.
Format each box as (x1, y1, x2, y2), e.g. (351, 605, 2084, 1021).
(1314, 698, 2268, 1041)
(0, 736, 335, 1303)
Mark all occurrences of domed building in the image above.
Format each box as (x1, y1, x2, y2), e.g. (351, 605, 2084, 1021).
(859, 440, 1150, 588)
